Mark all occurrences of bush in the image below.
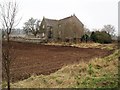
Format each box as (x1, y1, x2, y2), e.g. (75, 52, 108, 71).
(81, 34, 89, 43)
(90, 31, 112, 44)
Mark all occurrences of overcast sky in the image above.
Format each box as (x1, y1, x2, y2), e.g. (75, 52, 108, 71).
(0, 0, 119, 35)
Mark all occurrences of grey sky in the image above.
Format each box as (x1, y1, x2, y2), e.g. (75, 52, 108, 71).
(0, 0, 119, 35)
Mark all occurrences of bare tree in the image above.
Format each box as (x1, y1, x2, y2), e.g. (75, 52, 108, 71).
(102, 24, 115, 36)
(23, 18, 41, 37)
(0, 1, 20, 90)
(84, 27, 91, 36)
(93, 28, 100, 32)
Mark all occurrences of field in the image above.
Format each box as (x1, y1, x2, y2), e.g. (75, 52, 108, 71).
(2, 41, 119, 88)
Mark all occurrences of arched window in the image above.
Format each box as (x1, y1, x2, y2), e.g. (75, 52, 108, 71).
(42, 25, 45, 29)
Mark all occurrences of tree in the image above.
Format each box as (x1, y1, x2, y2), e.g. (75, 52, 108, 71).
(81, 34, 89, 43)
(0, 1, 20, 89)
(23, 18, 41, 37)
(84, 27, 91, 36)
(90, 31, 96, 42)
(102, 25, 115, 36)
(90, 31, 112, 44)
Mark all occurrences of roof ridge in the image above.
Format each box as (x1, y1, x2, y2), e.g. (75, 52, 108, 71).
(44, 17, 58, 21)
(59, 15, 73, 21)
(43, 15, 73, 21)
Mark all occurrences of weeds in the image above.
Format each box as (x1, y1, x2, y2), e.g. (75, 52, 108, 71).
(88, 63, 94, 75)
(56, 79, 63, 84)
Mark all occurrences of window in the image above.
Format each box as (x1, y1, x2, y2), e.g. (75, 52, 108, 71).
(58, 24, 61, 28)
(42, 33, 45, 37)
(43, 25, 45, 29)
(59, 31, 61, 35)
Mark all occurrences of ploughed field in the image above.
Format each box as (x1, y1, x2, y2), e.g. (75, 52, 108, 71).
(2, 41, 113, 82)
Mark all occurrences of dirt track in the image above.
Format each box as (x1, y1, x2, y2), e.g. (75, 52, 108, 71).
(2, 41, 113, 82)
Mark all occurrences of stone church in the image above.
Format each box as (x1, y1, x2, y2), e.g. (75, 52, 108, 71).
(40, 14, 84, 42)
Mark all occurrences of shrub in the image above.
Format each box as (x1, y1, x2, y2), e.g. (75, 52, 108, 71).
(90, 31, 112, 44)
(81, 34, 89, 43)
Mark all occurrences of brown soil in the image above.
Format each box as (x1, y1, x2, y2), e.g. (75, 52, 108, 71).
(2, 41, 113, 82)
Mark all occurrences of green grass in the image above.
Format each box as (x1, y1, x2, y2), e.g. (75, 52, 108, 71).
(10, 43, 119, 88)
(74, 49, 119, 88)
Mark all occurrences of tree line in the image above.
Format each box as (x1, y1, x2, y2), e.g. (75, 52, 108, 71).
(81, 25, 116, 44)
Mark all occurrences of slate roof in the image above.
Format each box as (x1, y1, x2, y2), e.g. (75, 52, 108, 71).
(43, 15, 83, 27)
(59, 16, 72, 21)
(44, 18, 58, 27)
